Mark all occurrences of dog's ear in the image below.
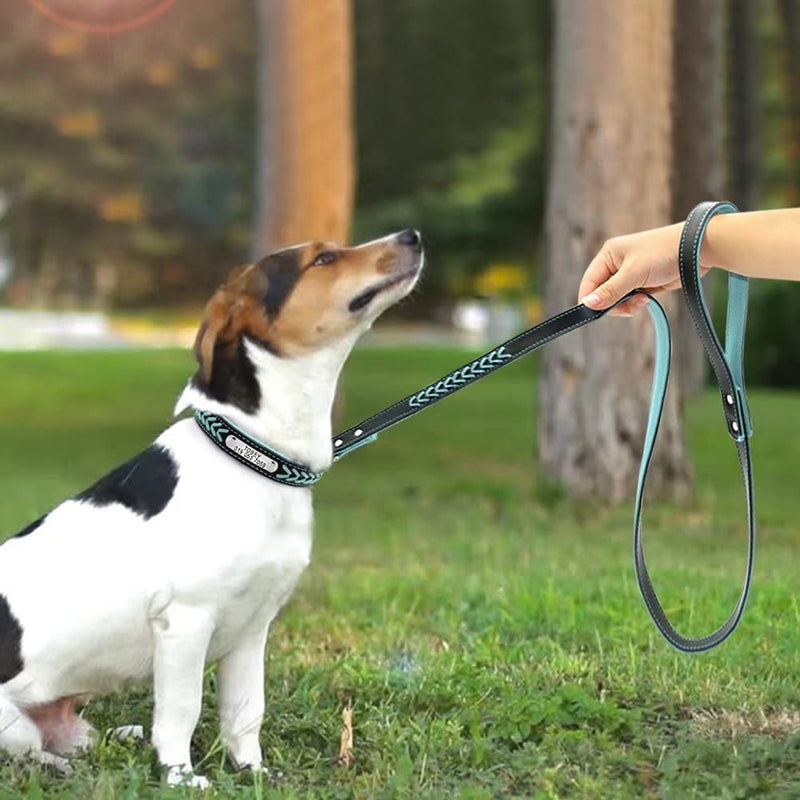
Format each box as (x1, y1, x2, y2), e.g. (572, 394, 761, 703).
(194, 290, 233, 383)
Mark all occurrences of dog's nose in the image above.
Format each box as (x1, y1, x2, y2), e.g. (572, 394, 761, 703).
(397, 229, 421, 247)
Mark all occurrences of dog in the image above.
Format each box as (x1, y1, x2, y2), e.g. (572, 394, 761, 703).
(0, 229, 423, 787)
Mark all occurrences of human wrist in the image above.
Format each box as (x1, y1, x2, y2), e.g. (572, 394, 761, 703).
(699, 213, 729, 272)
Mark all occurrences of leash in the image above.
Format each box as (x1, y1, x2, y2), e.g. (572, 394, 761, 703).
(196, 201, 754, 652)
(633, 200, 754, 652)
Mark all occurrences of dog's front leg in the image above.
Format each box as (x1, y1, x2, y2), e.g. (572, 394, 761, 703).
(217, 624, 269, 770)
(151, 603, 214, 788)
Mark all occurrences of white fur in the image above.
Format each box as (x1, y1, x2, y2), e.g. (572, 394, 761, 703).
(0, 235, 421, 784)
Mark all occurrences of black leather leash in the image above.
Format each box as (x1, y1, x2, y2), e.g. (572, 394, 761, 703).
(196, 201, 755, 652)
(196, 292, 646, 480)
(331, 292, 650, 460)
(632, 200, 754, 652)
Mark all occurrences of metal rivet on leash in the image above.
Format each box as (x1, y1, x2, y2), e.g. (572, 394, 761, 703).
(732, 420, 739, 433)
(334, 439, 343, 446)
(726, 394, 734, 405)
(354, 429, 363, 437)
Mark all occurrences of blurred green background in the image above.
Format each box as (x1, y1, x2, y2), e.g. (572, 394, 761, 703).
(1, 0, 799, 384)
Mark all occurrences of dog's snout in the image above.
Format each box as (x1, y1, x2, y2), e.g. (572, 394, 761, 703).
(396, 229, 421, 248)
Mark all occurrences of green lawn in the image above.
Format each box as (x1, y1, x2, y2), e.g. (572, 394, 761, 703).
(0, 346, 799, 799)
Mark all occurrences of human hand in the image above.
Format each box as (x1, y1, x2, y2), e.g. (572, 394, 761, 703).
(577, 222, 711, 316)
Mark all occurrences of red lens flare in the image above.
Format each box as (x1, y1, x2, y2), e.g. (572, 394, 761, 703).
(24, 0, 178, 34)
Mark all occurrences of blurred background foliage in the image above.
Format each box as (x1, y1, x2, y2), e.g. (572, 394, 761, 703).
(0, 0, 799, 383)
(0, 0, 548, 311)
(0, 0, 256, 307)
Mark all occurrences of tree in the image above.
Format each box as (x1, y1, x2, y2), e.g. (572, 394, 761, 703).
(539, 0, 689, 501)
(778, 0, 800, 206)
(352, 0, 551, 306)
(728, 0, 761, 211)
(671, 0, 725, 397)
(254, 0, 354, 252)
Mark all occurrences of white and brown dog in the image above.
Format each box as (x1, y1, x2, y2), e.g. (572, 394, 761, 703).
(0, 230, 423, 786)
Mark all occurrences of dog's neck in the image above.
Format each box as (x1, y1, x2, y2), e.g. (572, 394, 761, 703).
(176, 333, 361, 473)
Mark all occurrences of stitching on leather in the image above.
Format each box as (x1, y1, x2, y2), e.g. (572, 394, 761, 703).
(495, 304, 581, 350)
(507, 313, 595, 359)
(691, 206, 735, 403)
(679, 205, 717, 367)
(635, 427, 753, 652)
(631, 410, 708, 650)
(196, 419, 319, 486)
(337, 306, 591, 442)
(636, 221, 752, 650)
(680, 204, 737, 433)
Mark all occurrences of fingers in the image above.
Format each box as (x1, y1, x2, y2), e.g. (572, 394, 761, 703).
(577, 241, 641, 310)
(577, 247, 616, 305)
(612, 292, 651, 317)
(578, 223, 687, 316)
(580, 267, 638, 311)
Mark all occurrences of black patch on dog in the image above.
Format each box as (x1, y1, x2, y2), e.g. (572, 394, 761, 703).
(192, 338, 262, 413)
(12, 515, 47, 539)
(75, 445, 178, 520)
(258, 249, 303, 318)
(0, 595, 23, 683)
(191, 249, 302, 412)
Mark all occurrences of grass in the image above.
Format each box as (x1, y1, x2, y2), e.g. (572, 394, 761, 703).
(0, 346, 800, 798)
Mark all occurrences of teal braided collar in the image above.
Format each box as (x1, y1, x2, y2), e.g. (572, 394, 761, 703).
(195, 410, 324, 487)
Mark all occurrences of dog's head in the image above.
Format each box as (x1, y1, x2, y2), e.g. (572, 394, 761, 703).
(193, 230, 423, 385)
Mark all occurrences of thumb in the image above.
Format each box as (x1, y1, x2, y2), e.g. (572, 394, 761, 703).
(580, 270, 635, 310)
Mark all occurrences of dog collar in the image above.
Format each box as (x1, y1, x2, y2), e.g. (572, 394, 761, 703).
(195, 410, 325, 487)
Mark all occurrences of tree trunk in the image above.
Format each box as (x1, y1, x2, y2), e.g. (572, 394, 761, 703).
(778, 0, 800, 207)
(253, 0, 354, 428)
(254, 0, 355, 253)
(671, 0, 725, 397)
(539, 0, 690, 502)
(727, 0, 761, 211)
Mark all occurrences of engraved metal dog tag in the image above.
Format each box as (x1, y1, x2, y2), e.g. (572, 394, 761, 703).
(225, 434, 279, 473)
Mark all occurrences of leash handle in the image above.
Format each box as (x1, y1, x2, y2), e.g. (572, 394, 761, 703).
(633, 200, 755, 652)
(334, 201, 754, 653)
(680, 201, 752, 441)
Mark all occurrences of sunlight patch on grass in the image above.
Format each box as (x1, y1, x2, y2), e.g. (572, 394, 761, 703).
(691, 708, 800, 740)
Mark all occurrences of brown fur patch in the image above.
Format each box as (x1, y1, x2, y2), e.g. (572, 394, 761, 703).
(193, 236, 417, 377)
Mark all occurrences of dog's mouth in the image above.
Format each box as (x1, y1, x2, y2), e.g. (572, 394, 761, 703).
(348, 263, 421, 314)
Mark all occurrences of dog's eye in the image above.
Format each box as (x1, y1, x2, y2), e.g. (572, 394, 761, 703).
(311, 251, 337, 267)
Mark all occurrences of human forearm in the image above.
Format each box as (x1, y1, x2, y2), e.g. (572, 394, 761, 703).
(579, 206, 800, 315)
(702, 208, 800, 281)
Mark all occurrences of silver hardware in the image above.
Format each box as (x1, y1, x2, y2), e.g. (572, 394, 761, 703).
(225, 434, 278, 472)
(355, 429, 363, 437)
(732, 421, 739, 433)
(726, 394, 734, 405)
(334, 439, 343, 447)
(333, 456, 340, 461)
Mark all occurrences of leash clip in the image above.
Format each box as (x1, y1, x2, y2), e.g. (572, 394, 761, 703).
(333, 432, 379, 461)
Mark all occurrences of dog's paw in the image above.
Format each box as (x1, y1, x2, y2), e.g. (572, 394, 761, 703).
(166, 765, 210, 789)
(38, 752, 72, 774)
(107, 724, 144, 742)
(247, 764, 284, 783)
